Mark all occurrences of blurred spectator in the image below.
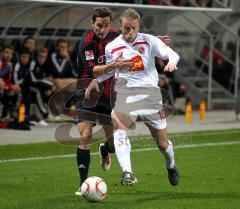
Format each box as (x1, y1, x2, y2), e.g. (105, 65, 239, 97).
(13, 47, 32, 127)
(46, 38, 76, 89)
(28, 48, 54, 126)
(44, 39, 55, 58)
(11, 38, 21, 64)
(0, 45, 21, 119)
(198, 43, 233, 90)
(23, 36, 37, 59)
(201, 42, 225, 65)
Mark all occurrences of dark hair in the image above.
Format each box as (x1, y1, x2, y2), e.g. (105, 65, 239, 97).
(38, 47, 48, 54)
(56, 38, 68, 47)
(11, 39, 21, 51)
(23, 36, 35, 44)
(92, 7, 112, 23)
(19, 47, 31, 55)
(3, 44, 14, 51)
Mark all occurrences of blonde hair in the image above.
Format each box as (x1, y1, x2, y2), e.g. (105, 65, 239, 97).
(120, 8, 140, 21)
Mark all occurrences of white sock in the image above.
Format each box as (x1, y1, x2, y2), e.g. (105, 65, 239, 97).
(160, 140, 175, 169)
(113, 129, 132, 173)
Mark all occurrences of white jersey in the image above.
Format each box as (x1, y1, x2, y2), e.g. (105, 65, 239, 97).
(97, 33, 180, 94)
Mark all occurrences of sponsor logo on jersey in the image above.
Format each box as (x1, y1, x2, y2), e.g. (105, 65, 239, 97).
(85, 50, 94, 60)
(130, 55, 144, 71)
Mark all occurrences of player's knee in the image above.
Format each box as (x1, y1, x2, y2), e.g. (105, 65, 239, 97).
(158, 139, 169, 150)
(79, 128, 92, 147)
(79, 128, 92, 139)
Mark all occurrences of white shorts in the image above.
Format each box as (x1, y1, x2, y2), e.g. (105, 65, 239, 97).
(113, 93, 167, 129)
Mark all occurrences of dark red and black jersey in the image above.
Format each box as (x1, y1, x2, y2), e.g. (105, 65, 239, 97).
(78, 28, 119, 97)
(0, 59, 13, 91)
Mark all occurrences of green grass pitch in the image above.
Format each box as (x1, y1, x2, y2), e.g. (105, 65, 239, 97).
(0, 129, 240, 209)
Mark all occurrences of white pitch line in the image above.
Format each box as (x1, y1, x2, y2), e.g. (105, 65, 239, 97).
(0, 141, 240, 164)
(176, 129, 240, 137)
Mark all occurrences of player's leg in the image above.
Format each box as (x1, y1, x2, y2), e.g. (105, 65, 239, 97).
(98, 124, 115, 171)
(112, 111, 137, 185)
(145, 115, 179, 186)
(75, 121, 93, 195)
(94, 97, 115, 171)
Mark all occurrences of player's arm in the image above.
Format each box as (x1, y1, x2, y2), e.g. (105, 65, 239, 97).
(93, 62, 115, 77)
(151, 35, 180, 72)
(85, 43, 134, 98)
(85, 78, 99, 99)
(93, 53, 132, 77)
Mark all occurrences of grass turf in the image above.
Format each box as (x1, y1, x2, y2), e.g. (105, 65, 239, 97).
(0, 129, 240, 209)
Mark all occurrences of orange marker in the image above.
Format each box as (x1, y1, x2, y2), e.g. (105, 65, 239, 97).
(18, 103, 26, 123)
(199, 100, 206, 121)
(185, 102, 192, 124)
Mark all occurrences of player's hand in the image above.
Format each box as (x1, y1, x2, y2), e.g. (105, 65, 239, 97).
(157, 35, 171, 46)
(60, 50, 69, 59)
(164, 63, 177, 72)
(115, 58, 133, 71)
(0, 79, 5, 89)
(85, 79, 100, 99)
(51, 85, 57, 92)
(11, 84, 21, 93)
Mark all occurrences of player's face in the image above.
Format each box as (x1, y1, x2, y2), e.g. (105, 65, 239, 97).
(38, 52, 48, 66)
(20, 54, 30, 65)
(58, 42, 69, 57)
(120, 17, 140, 43)
(92, 16, 111, 40)
(3, 48, 14, 62)
(25, 39, 36, 52)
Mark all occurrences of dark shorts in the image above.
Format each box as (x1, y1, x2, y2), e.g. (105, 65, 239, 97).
(74, 91, 112, 125)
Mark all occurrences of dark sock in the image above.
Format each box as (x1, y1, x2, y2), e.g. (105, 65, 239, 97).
(100, 143, 109, 158)
(100, 142, 115, 158)
(105, 142, 115, 153)
(76, 148, 90, 186)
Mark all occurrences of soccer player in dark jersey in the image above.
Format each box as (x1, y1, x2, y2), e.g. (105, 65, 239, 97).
(75, 7, 118, 196)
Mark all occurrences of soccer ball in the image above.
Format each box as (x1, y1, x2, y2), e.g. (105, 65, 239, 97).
(81, 176, 107, 202)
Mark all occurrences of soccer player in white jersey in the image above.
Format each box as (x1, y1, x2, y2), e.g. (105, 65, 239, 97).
(86, 8, 180, 186)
